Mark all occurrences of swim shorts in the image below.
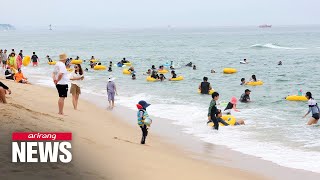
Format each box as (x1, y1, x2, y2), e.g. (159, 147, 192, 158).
(312, 113, 319, 120)
(56, 84, 68, 97)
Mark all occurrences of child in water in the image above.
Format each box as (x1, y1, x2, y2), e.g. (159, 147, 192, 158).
(136, 100, 152, 144)
(132, 74, 136, 80)
(250, 75, 257, 82)
(208, 92, 219, 130)
(223, 97, 240, 115)
(159, 74, 166, 81)
(240, 78, 246, 85)
(108, 64, 112, 72)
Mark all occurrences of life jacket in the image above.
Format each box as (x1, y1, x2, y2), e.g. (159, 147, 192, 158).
(200, 82, 210, 94)
(136, 104, 149, 126)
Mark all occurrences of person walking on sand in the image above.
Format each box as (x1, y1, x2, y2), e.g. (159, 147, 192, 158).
(106, 75, 117, 109)
(136, 100, 152, 144)
(303, 92, 320, 125)
(0, 81, 11, 103)
(70, 64, 84, 110)
(2, 49, 8, 69)
(52, 53, 69, 115)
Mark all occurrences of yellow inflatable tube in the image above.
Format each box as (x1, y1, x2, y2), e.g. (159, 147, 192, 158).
(94, 65, 106, 70)
(246, 81, 264, 86)
(22, 56, 31, 66)
(207, 115, 236, 126)
(123, 62, 132, 66)
(123, 69, 131, 75)
(158, 69, 168, 74)
(146, 76, 159, 82)
(223, 68, 237, 74)
(71, 60, 83, 64)
(198, 89, 214, 95)
(67, 68, 73, 72)
(286, 95, 308, 101)
(48, 61, 56, 65)
(170, 76, 184, 81)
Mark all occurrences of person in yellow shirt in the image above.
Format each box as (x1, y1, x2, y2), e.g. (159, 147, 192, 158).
(14, 68, 29, 84)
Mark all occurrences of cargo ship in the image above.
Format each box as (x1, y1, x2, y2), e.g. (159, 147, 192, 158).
(259, 24, 272, 28)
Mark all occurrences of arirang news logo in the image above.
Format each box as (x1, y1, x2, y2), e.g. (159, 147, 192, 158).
(12, 132, 72, 163)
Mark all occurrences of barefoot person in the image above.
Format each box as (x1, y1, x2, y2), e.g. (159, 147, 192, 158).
(303, 92, 320, 125)
(52, 53, 69, 115)
(106, 75, 117, 109)
(0, 81, 11, 103)
(70, 64, 84, 110)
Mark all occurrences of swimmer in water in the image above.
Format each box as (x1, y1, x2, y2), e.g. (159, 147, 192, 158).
(240, 78, 246, 85)
(278, 61, 282, 65)
(132, 74, 136, 80)
(159, 74, 166, 81)
(198, 76, 212, 94)
(193, 65, 196, 70)
(223, 97, 240, 115)
(211, 69, 216, 73)
(186, 62, 192, 67)
(250, 75, 257, 82)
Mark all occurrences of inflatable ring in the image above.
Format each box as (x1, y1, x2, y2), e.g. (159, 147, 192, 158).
(219, 100, 228, 107)
(22, 56, 31, 66)
(170, 76, 184, 81)
(48, 61, 56, 65)
(71, 60, 83, 64)
(246, 81, 263, 86)
(286, 95, 308, 101)
(158, 69, 168, 74)
(114, 64, 126, 67)
(198, 89, 214, 95)
(90, 59, 99, 63)
(207, 115, 236, 127)
(146, 76, 159, 82)
(94, 65, 106, 70)
(123, 62, 132, 66)
(123, 69, 132, 75)
(163, 63, 171, 67)
(223, 68, 237, 74)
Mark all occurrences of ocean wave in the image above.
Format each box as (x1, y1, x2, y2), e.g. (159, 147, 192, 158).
(250, 43, 307, 50)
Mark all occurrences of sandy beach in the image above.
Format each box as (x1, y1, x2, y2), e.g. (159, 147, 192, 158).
(0, 79, 267, 180)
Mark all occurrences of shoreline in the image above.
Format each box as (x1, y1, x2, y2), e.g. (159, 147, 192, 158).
(0, 79, 266, 180)
(79, 89, 320, 180)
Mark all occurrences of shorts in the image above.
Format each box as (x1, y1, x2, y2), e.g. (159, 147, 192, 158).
(32, 62, 38, 66)
(107, 91, 115, 101)
(312, 113, 319, 120)
(56, 84, 68, 98)
(70, 84, 81, 95)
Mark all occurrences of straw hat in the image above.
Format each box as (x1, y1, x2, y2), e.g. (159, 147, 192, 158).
(59, 53, 67, 61)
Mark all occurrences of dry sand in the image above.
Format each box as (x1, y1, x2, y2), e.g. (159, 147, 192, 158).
(0, 79, 267, 180)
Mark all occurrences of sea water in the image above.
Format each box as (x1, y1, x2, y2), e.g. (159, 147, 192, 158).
(1, 26, 320, 173)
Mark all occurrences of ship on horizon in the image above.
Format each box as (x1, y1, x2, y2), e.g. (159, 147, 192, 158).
(259, 24, 272, 28)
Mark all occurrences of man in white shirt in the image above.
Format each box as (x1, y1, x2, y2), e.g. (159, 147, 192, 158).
(52, 53, 69, 115)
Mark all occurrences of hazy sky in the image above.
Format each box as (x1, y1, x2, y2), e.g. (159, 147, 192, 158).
(0, 0, 318, 28)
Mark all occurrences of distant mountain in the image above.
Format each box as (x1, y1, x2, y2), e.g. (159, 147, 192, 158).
(0, 24, 15, 30)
